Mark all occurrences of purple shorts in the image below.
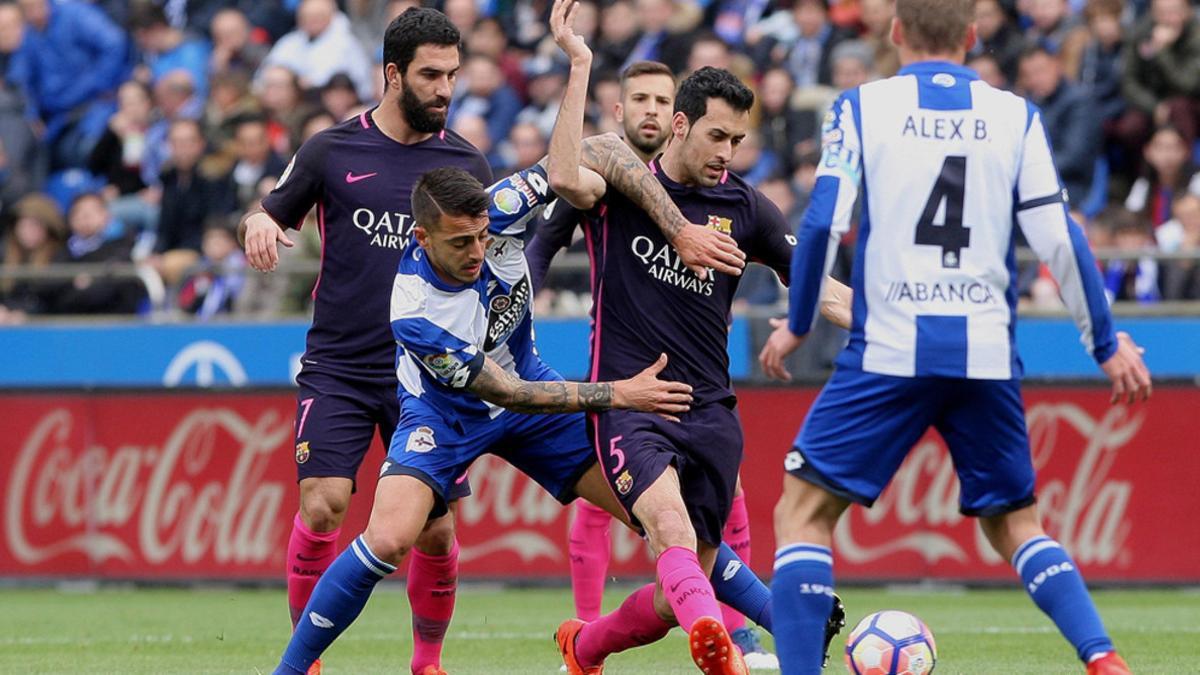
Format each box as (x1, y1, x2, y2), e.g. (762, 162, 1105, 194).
(589, 400, 743, 547)
(293, 368, 471, 500)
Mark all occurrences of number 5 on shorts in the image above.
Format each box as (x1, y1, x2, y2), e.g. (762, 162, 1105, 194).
(608, 435, 626, 475)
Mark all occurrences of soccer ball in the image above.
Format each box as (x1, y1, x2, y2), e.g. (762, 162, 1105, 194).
(844, 610, 937, 675)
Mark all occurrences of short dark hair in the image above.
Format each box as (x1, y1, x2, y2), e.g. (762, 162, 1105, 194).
(411, 167, 489, 231)
(383, 7, 462, 77)
(128, 3, 169, 30)
(620, 60, 675, 92)
(1019, 44, 1055, 63)
(673, 67, 754, 126)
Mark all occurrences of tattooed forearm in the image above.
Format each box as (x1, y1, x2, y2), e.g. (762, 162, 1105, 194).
(580, 134, 687, 241)
(470, 357, 614, 413)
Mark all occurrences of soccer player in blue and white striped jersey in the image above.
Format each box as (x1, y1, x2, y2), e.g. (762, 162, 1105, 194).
(759, 2, 1151, 674)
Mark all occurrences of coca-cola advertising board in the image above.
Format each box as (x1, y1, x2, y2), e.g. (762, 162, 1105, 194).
(1, 388, 1197, 581)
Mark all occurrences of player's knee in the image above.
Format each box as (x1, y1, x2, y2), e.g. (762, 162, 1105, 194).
(643, 507, 696, 553)
(299, 485, 350, 532)
(362, 524, 416, 567)
(979, 509, 1045, 560)
(414, 513, 457, 556)
(773, 482, 840, 545)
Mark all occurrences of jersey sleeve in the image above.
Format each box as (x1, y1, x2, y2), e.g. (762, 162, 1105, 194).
(747, 189, 795, 285)
(390, 275, 484, 389)
(486, 163, 556, 238)
(788, 91, 862, 336)
(261, 135, 325, 230)
(1014, 103, 1116, 364)
(526, 197, 583, 292)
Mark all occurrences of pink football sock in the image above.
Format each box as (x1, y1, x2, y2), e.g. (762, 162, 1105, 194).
(575, 583, 673, 668)
(286, 511, 341, 628)
(657, 546, 722, 631)
(569, 501, 613, 621)
(408, 539, 459, 673)
(721, 493, 751, 632)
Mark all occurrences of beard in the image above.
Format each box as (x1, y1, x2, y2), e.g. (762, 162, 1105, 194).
(399, 81, 449, 134)
(624, 119, 668, 157)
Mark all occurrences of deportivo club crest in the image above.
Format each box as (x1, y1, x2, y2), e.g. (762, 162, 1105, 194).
(616, 470, 634, 495)
(705, 215, 732, 235)
(295, 441, 310, 464)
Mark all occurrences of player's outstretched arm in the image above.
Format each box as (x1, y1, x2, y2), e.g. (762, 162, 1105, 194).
(468, 353, 693, 420)
(238, 201, 294, 273)
(545, 0, 607, 209)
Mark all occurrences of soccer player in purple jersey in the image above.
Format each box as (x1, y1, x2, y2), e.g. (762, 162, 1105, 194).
(540, 5, 852, 673)
(239, 9, 492, 675)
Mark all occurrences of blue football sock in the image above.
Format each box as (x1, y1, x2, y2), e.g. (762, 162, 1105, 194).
(1013, 536, 1113, 662)
(711, 541, 773, 633)
(275, 536, 396, 674)
(771, 543, 834, 675)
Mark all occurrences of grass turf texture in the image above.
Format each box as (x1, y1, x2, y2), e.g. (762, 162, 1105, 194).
(0, 585, 1193, 674)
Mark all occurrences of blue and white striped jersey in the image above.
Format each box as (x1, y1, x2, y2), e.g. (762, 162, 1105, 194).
(389, 165, 553, 418)
(789, 61, 1116, 380)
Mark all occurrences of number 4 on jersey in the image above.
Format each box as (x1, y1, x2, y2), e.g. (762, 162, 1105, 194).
(915, 155, 970, 268)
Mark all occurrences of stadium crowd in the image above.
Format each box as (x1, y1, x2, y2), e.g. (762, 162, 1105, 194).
(0, 0, 1198, 325)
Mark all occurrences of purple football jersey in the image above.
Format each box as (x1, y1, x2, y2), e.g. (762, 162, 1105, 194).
(585, 158, 794, 404)
(262, 109, 492, 379)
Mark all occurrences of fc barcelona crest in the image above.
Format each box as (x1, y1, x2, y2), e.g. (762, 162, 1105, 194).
(616, 470, 634, 495)
(705, 215, 732, 234)
(295, 441, 311, 464)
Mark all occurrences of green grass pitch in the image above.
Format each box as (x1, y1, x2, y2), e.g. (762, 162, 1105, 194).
(0, 584, 1194, 673)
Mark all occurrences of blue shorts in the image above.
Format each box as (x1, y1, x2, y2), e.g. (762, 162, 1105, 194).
(788, 368, 1035, 517)
(293, 368, 470, 502)
(382, 394, 596, 519)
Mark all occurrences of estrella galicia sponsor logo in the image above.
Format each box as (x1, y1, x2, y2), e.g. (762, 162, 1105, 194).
(483, 276, 530, 350)
(631, 235, 714, 296)
(352, 208, 415, 249)
(884, 280, 998, 304)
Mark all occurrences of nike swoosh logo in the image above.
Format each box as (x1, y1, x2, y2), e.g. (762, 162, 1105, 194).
(731, 525, 748, 534)
(296, 554, 325, 562)
(669, 580, 684, 593)
(345, 171, 378, 183)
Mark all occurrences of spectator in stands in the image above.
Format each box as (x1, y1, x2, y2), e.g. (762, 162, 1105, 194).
(451, 113, 499, 170)
(45, 192, 144, 314)
(728, 129, 777, 187)
(1159, 193, 1200, 299)
(209, 8, 269, 79)
(748, 0, 854, 88)
(499, 121, 547, 176)
(257, 65, 312, 157)
(759, 67, 810, 173)
(7, 0, 129, 167)
(972, 0, 1026, 84)
(831, 40, 877, 91)
(593, 0, 640, 75)
(177, 218, 246, 320)
(1019, 46, 1099, 205)
(204, 70, 261, 151)
(150, 118, 234, 286)
(1125, 124, 1200, 227)
(968, 52, 1009, 89)
(468, 16, 527, 100)
(452, 54, 522, 150)
(1099, 206, 1161, 302)
(1062, 0, 1127, 148)
(139, 70, 203, 199)
(517, 57, 568, 138)
(622, 0, 694, 74)
(686, 31, 733, 75)
(1025, 0, 1082, 54)
(443, 0, 480, 35)
(259, 0, 373, 102)
(859, 0, 899, 78)
(88, 80, 160, 257)
(0, 1, 23, 74)
(319, 73, 361, 122)
(0, 193, 63, 321)
(298, 109, 335, 145)
(129, 4, 211, 101)
(1118, 0, 1200, 156)
(224, 115, 285, 211)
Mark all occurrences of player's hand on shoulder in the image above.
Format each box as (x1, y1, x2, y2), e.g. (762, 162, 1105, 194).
(613, 354, 693, 422)
(243, 211, 294, 273)
(673, 224, 746, 280)
(1100, 331, 1152, 405)
(550, 0, 591, 65)
(759, 318, 804, 382)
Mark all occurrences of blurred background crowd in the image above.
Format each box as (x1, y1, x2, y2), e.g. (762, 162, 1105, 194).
(0, 0, 1198, 327)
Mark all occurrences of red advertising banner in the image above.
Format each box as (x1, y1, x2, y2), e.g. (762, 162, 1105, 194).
(1, 388, 1197, 581)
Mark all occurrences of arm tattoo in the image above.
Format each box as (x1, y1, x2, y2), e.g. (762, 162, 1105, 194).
(470, 358, 614, 413)
(580, 135, 687, 241)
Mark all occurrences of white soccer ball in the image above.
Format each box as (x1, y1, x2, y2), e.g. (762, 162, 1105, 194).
(844, 610, 937, 675)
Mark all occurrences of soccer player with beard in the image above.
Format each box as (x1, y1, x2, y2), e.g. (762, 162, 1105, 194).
(240, 9, 491, 675)
(527, 60, 788, 670)
(540, 5, 851, 672)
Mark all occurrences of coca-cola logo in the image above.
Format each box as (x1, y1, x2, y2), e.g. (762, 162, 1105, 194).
(834, 403, 1142, 569)
(5, 407, 289, 568)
